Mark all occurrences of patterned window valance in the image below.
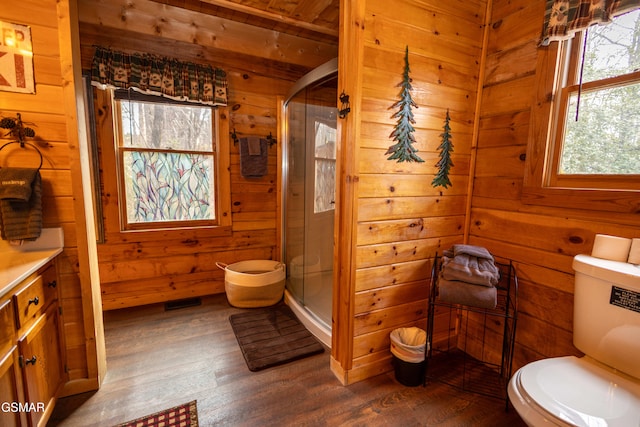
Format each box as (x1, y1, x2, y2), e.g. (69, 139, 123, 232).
(90, 46, 228, 106)
(541, 0, 640, 45)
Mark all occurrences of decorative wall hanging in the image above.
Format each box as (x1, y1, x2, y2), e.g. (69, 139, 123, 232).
(386, 46, 424, 163)
(90, 46, 228, 106)
(0, 21, 35, 94)
(1, 113, 36, 145)
(432, 109, 454, 189)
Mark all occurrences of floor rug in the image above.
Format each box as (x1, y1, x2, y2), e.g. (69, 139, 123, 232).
(115, 400, 198, 427)
(229, 303, 325, 372)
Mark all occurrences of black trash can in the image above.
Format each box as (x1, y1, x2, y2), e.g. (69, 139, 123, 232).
(390, 327, 427, 387)
(392, 355, 426, 387)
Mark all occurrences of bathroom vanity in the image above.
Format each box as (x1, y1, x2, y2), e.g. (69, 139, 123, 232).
(0, 228, 65, 427)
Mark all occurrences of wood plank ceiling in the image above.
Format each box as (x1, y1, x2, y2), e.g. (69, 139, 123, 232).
(78, 0, 340, 81)
(157, 0, 340, 43)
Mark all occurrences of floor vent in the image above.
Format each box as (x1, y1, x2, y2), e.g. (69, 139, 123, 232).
(164, 297, 202, 311)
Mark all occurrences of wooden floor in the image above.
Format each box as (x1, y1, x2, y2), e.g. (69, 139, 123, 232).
(49, 294, 527, 426)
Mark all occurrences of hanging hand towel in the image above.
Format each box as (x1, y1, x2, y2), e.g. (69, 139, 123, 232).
(0, 168, 43, 242)
(240, 137, 268, 178)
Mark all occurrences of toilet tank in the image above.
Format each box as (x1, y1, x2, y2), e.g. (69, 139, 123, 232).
(572, 254, 640, 379)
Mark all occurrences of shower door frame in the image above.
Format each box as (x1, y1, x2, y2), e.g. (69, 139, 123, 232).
(281, 58, 338, 346)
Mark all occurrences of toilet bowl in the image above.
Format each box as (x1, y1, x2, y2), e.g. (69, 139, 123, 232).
(508, 254, 640, 427)
(509, 356, 640, 426)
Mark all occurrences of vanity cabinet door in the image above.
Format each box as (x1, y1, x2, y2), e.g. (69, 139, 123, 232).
(18, 304, 64, 427)
(0, 347, 26, 427)
(1, 298, 26, 427)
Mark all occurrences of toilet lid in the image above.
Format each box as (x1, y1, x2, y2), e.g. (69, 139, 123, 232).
(519, 356, 640, 427)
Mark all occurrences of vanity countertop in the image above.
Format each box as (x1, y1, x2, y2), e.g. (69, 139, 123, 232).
(0, 228, 64, 297)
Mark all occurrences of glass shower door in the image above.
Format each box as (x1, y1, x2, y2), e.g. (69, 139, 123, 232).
(284, 71, 337, 329)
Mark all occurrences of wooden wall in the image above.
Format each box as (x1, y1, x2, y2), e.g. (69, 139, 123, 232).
(333, 0, 640, 384)
(473, 0, 640, 372)
(76, 0, 339, 310)
(0, 0, 98, 392)
(332, 0, 488, 383)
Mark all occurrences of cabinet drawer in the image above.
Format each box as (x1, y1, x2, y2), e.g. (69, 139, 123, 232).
(13, 264, 58, 330)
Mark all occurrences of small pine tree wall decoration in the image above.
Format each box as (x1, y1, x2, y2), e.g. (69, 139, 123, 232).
(432, 109, 454, 188)
(386, 46, 424, 163)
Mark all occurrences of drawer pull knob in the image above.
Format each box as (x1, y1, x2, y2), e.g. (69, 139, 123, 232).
(28, 297, 39, 306)
(25, 356, 37, 365)
(48, 280, 57, 288)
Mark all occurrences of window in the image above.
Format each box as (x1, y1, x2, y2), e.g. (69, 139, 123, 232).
(524, 10, 640, 212)
(114, 91, 220, 230)
(550, 9, 640, 189)
(313, 121, 336, 213)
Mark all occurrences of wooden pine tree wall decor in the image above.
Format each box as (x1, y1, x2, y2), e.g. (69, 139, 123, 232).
(432, 109, 454, 188)
(385, 46, 424, 163)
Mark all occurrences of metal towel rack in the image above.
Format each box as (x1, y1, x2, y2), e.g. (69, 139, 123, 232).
(0, 140, 44, 170)
(0, 112, 43, 170)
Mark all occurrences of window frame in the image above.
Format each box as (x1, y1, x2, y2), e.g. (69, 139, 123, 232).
(523, 29, 640, 213)
(112, 89, 232, 232)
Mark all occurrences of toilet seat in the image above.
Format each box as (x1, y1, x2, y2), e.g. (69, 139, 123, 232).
(510, 356, 640, 427)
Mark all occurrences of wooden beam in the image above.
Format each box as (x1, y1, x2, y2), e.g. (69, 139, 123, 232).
(56, 0, 107, 394)
(463, 0, 492, 243)
(78, 0, 338, 69)
(78, 23, 312, 81)
(199, 0, 339, 37)
(331, 0, 366, 384)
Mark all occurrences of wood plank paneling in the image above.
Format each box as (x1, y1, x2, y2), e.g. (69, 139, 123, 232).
(356, 216, 465, 246)
(474, 0, 639, 373)
(332, 0, 487, 384)
(355, 237, 458, 269)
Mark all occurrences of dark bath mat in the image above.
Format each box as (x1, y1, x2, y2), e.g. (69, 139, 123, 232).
(229, 303, 325, 372)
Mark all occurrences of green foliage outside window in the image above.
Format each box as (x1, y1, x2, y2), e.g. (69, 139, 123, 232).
(560, 10, 640, 175)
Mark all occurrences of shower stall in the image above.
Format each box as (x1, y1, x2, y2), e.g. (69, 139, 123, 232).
(282, 58, 338, 348)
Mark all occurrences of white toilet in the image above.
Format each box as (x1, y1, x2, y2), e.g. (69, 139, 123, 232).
(508, 254, 640, 426)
